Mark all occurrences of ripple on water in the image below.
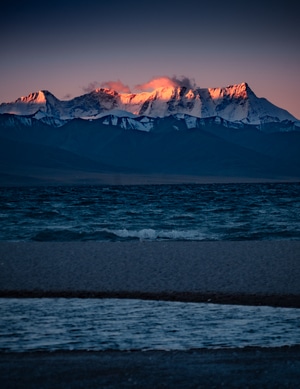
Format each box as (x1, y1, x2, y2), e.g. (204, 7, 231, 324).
(0, 298, 299, 352)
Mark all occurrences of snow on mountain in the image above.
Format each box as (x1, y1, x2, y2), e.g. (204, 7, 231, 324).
(0, 83, 297, 130)
(0, 90, 54, 116)
(101, 114, 155, 132)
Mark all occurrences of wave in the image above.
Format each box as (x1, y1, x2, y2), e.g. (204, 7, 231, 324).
(31, 228, 212, 242)
(108, 228, 210, 241)
(27, 227, 300, 242)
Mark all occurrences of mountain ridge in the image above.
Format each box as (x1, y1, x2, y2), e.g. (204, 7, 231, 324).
(0, 82, 297, 128)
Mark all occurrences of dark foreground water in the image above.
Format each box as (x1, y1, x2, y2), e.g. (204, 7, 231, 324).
(0, 182, 299, 241)
(0, 298, 299, 352)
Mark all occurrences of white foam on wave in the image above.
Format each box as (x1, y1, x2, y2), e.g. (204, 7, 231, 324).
(106, 228, 209, 241)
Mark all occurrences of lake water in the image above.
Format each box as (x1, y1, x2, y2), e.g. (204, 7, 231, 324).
(0, 298, 299, 352)
(0, 182, 299, 242)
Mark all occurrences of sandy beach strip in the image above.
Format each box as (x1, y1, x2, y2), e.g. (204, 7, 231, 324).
(0, 241, 299, 307)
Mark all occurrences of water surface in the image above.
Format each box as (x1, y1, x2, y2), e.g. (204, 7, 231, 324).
(0, 298, 299, 352)
(0, 183, 299, 241)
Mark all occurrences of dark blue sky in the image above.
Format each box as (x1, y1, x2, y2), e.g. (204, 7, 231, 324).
(1, 0, 299, 118)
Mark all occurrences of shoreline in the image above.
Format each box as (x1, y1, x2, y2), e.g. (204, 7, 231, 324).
(1, 171, 299, 187)
(1, 347, 300, 388)
(1, 290, 300, 308)
(1, 241, 300, 308)
(1, 241, 300, 387)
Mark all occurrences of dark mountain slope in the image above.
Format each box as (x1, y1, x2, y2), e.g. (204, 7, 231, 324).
(0, 117, 299, 184)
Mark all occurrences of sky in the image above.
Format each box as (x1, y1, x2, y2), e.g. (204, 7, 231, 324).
(1, 0, 299, 119)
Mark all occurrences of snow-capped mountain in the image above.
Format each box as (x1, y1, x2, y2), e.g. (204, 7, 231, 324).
(1, 82, 300, 185)
(0, 83, 297, 129)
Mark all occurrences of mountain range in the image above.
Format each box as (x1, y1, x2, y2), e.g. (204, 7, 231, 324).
(0, 82, 298, 127)
(0, 82, 299, 185)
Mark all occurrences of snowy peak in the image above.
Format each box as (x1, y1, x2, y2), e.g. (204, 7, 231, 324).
(18, 90, 47, 104)
(0, 90, 60, 117)
(0, 82, 297, 128)
(17, 90, 59, 106)
(208, 82, 252, 100)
